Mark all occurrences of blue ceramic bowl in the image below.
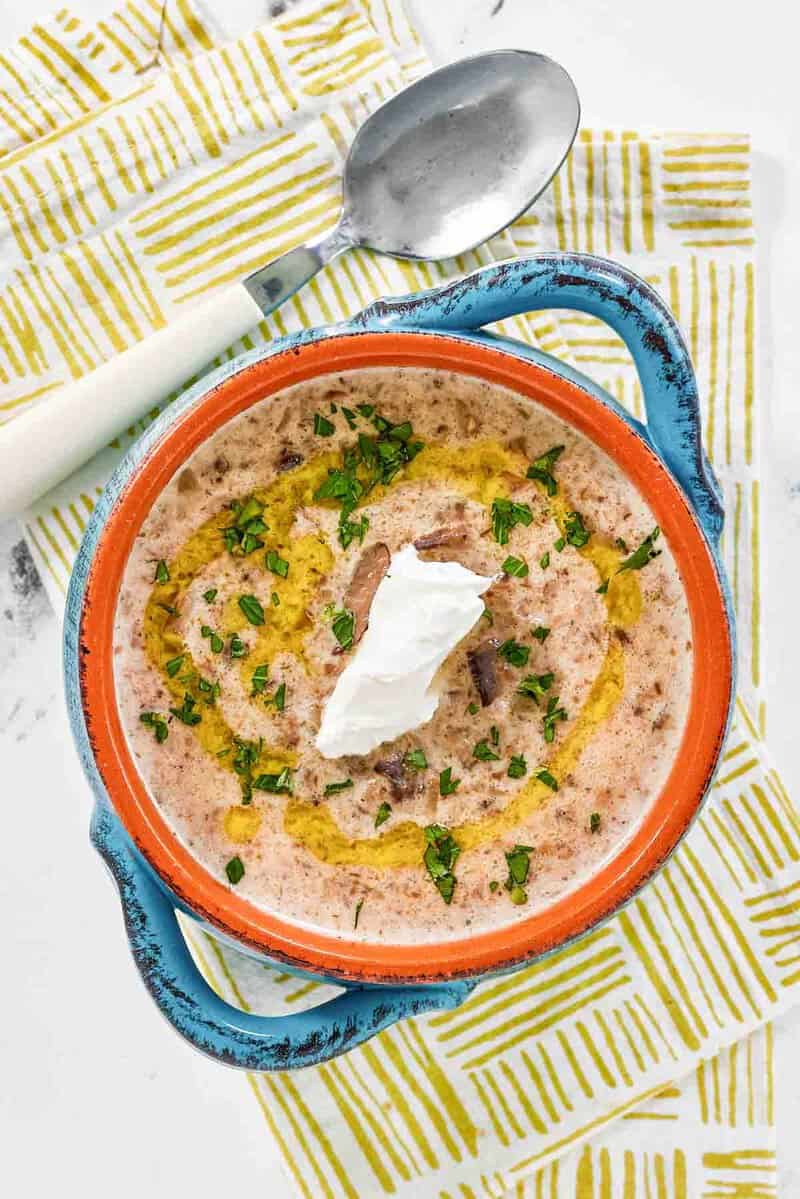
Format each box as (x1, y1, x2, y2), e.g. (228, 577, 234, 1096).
(64, 253, 735, 1071)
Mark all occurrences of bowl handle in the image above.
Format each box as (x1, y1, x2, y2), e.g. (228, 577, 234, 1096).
(358, 252, 723, 542)
(91, 803, 472, 1070)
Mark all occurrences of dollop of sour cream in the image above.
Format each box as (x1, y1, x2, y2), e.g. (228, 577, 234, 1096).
(315, 545, 495, 759)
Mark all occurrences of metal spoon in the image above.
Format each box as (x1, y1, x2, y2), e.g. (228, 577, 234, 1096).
(0, 50, 579, 517)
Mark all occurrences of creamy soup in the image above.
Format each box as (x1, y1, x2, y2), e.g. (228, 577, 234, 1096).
(113, 367, 692, 943)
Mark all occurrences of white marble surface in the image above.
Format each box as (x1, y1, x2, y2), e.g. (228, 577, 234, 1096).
(1, 0, 799, 1195)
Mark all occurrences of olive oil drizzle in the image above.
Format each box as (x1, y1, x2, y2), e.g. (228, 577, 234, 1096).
(143, 440, 642, 863)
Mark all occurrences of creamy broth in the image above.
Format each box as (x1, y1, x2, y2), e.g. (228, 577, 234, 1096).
(113, 367, 693, 943)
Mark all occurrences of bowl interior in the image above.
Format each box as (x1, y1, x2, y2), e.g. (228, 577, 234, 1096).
(77, 330, 733, 984)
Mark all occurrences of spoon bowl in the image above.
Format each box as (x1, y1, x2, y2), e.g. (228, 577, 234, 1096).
(0, 50, 580, 518)
(343, 50, 580, 259)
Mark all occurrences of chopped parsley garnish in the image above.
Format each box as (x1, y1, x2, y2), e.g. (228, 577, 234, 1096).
(375, 801, 392, 828)
(223, 497, 267, 556)
(331, 607, 355, 651)
(225, 856, 245, 885)
(537, 769, 559, 791)
(498, 639, 530, 668)
(140, 711, 168, 743)
(341, 406, 358, 429)
(615, 536, 629, 552)
(617, 526, 661, 573)
(251, 663, 269, 695)
(154, 559, 169, 584)
(314, 412, 335, 437)
(324, 778, 353, 796)
(271, 682, 286, 712)
(597, 580, 610, 595)
(542, 695, 568, 743)
(508, 754, 527, 779)
(357, 433, 377, 469)
(165, 655, 184, 677)
(339, 513, 370, 550)
(517, 672, 554, 705)
(373, 430, 423, 483)
(540, 551, 550, 570)
(502, 555, 529, 578)
(364, 412, 419, 467)
(490, 725, 500, 746)
(354, 899, 364, 928)
(326, 776, 352, 796)
(315, 463, 363, 511)
(439, 766, 461, 796)
(229, 634, 247, 659)
(342, 509, 371, 549)
(271, 591, 280, 607)
(235, 497, 262, 525)
(158, 602, 178, 617)
(423, 824, 460, 904)
(203, 588, 217, 603)
(473, 738, 500, 762)
(532, 626, 550, 642)
(504, 843, 534, 904)
(241, 526, 267, 556)
(313, 413, 422, 547)
(564, 510, 590, 548)
(254, 767, 293, 794)
(482, 606, 494, 625)
(526, 444, 565, 496)
(404, 748, 428, 771)
(489, 880, 499, 893)
(265, 549, 289, 578)
(169, 692, 201, 726)
(197, 676, 220, 705)
(233, 738, 260, 770)
(370, 411, 392, 433)
(200, 624, 224, 653)
(232, 736, 261, 802)
(554, 536, 566, 552)
(388, 420, 412, 441)
(491, 497, 533, 545)
(467, 701, 479, 715)
(590, 811, 602, 833)
(238, 594, 265, 626)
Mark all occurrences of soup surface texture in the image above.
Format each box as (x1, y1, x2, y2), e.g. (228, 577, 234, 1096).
(114, 367, 692, 943)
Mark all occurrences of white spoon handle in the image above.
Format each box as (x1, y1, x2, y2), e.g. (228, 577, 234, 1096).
(0, 283, 261, 518)
(0, 226, 352, 519)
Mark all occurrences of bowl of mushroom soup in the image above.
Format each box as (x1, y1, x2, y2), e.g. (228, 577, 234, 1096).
(65, 253, 734, 1070)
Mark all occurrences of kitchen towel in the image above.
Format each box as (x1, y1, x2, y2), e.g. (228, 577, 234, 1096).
(0, 1, 788, 1195)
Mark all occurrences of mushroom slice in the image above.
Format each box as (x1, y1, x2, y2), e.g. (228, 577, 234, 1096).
(277, 448, 304, 473)
(413, 524, 469, 551)
(467, 640, 499, 707)
(343, 542, 391, 644)
(454, 395, 479, 437)
(177, 467, 198, 493)
(374, 753, 414, 798)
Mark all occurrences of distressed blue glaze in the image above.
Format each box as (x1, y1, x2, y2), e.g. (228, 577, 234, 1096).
(64, 252, 735, 1072)
(89, 803, 472, 1068)
(356, 252, 725, 543)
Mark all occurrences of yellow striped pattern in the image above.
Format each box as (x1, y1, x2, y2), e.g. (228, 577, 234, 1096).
(1, 2, 789, 1197)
